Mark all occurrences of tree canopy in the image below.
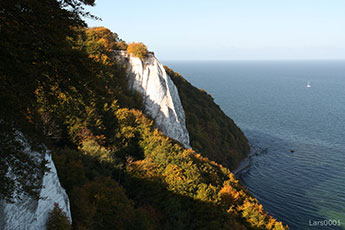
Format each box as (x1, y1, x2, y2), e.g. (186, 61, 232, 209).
(0, 0, 96, 202)
(46, 203, 72, 230)
(127, 42, 148, 60)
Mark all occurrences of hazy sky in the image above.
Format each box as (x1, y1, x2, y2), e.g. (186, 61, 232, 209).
(85, 0, 345, 60)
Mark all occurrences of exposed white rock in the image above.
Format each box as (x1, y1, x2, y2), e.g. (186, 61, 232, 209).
(115, 51, 190, 148)
(0, 136, 71, 230)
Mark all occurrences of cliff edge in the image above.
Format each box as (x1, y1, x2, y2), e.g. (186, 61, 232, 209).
(115, 51, 190, 148)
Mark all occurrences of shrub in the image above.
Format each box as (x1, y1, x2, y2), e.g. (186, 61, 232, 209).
(127, 42, 148, 60)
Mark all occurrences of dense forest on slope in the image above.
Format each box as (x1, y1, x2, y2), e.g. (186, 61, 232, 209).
(166, 68, 250, 170)
(1, 1, 286, 229)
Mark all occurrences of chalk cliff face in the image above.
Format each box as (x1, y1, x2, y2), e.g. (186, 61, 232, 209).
(0, 50, 189, 229)
(115, 51, 190, 148)
(0, 136, 71, 230)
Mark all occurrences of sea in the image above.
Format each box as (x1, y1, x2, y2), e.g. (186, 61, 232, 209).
(164, 60, 345, 230)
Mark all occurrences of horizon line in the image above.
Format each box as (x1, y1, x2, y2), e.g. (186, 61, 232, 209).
(161, 58, 345, 62)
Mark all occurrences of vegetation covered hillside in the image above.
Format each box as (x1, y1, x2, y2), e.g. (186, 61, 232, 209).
(1, 1, 286, 229)
(166, 67, 249, 170)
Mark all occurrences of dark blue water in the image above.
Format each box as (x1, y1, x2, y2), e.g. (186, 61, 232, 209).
(164, 60, 345, 230)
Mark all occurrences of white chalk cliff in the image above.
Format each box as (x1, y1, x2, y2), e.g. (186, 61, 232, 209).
(0, 135, 71, 230)
(115, 51, 190, 148)
(0, 50, 190, 229)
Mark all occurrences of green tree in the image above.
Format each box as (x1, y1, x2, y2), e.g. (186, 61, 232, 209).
(71, 177, 153, 230)
(46, 203, 72, 230)
(0, 0, 95, 201)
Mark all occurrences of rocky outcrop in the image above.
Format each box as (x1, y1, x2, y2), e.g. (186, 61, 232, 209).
(115, 51, 190, 148)
(0, 136, 71, 230)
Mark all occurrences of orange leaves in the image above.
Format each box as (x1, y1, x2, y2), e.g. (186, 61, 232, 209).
(85, 27, 115, 49)
(219, 185, 241, 206)
(84, 27, 117, 66)
(86, 26, 112, 34)
(127, 159, 162, 180)
(266, 216, 287, 230)
(127, 42, 148, 60)
(236, 197, 288, 229)
(228, 173, 239, 184)
(164, 164, 185, 183)
(98, 37, 112, 49)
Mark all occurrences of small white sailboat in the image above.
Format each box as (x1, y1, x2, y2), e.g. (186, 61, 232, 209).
(307, 81, 311, 88)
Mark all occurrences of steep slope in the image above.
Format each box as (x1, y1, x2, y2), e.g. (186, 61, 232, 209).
(114, 51, 190, 148)
(114, 49, 248, 169)
(1, 19, 287, 229)
(0, 135, 71, 230)
(165, 67, 249, 169)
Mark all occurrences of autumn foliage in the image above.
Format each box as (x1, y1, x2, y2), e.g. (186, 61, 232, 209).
(1, 2, 287, 228)
(45, 27, 287, 230)
(127, 42, 148, 60)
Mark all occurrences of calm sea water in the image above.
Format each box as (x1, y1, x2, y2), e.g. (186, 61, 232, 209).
(164, 60, 345, 230)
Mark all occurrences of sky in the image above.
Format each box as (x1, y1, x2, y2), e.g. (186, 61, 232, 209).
(85, 0, 345, 60)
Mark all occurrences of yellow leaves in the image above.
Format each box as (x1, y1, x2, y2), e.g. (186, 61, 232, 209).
(79, 138, 112, 162)
(127, 159, 161, 180)
(85, 26, 108, 34)
(95, 134, 106, 145)
(84, 27, 117, 65)
(196, 183, 218, 202)
(115, 108, 133, 122)
(222, 173, 239, 188)
(103, 100, 119, 112)
(88, 54, 97, 60)
(163, 164, 187, 193)
(273, 221, 288, 230)
(266, 216, 288, 230)
(127, 42, 148, 60)
(85, 27, 113, 43)
(163, 163, 202, 196)
(235, 197, 289, 229)
(184, 148, 195, 155)
(266, 216, 277, 229)
(100, 54, 112, 65)
(98, 38, 110, 48)
(24, 107, 34, 123)
(115, 108, 154, 132)
(229, 173, 239, 184)
(164, 164, 185, 182)
(34, 87, 41, 96)
(120, 126, 136, 139)
(219, 185, 241, 206)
